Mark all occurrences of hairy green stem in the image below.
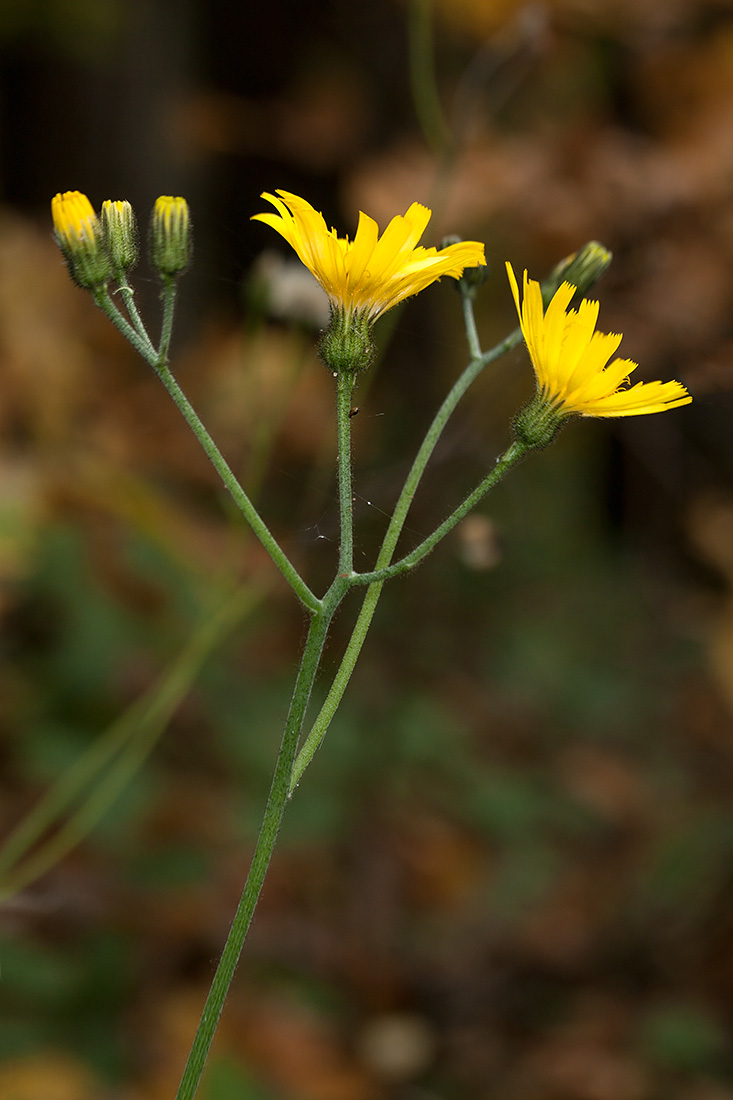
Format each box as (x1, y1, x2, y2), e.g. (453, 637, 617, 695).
(158, 276, 178, 366)
(337, 372, 356, 575)
(289, 580, 383, 792)
(352, 441, 527, 584)
(290, 308, 525, 790)
(114, 272, 157, 355)
(175, 381, 357, 1098)
(461, 288, 483, 360)
(93, 287, 318, 613)
(94, 287, 156, 361)
(175, 600, 335, 1100)
(151, 361, 320, 612)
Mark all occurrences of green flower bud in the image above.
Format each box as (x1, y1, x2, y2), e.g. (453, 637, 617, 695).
(319, 308, 374, 374)
(542, 241, 612, 303)
(150, 195, 192, 278)
(51, 190, 111, 290)
(101, 199, 138, 273)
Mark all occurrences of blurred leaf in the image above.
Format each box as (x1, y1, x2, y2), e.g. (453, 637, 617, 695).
(635, 810, 733, 918)
(0, 938, 80, 1005)
(201, 1057, 277, 1100)
(637, 1002, 729, 1072)
(125, 843, 212, 888)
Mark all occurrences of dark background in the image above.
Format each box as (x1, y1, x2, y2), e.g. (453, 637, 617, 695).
(1, 1, 733, 1098)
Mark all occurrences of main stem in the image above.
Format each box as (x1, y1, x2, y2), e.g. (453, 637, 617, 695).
(176, 370, 357, 1098)
(174, 609, 331, 1100)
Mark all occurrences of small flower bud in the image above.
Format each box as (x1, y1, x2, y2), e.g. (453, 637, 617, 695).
(542, 241, 612, 303)
(51, 190, 111, 290)
(150, 196, 192, 278)
(101, 199, 138, 273)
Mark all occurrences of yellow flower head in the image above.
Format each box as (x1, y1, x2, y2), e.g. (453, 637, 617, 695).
(506, 262, 692, 419)
(252, 190, 486, 323)
(51, 190, 110, 289)
(52, 190, 98, 249)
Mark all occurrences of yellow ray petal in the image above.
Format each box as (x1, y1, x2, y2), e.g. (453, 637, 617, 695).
(506, 263, 692, 421)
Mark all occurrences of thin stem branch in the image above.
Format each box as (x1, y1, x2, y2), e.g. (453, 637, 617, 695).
(158, 276, 177, 365)
(461, 289, 483, 360)
(351, 441, 527, 584)
(289, 580, 383, 793)
(152, 362, 321, 613)
(93, 282, 318, 611)
(114, 272, 156, 354)
(290, 310, 526, 788)
(175, 608, 332, 1100)
(337, 372, 355, 575)
(94, 287, 157, 362)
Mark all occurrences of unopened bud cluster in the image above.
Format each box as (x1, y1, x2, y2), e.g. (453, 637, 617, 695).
(52, 190, 192, 290)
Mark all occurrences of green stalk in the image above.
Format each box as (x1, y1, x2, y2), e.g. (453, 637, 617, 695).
(461, 286, 483, 360)
(158, 275, 177, 366)
(115, 272, 157, 355)
(351, 441, 527, 584)
(94, 287, 156, 362)
(337, 372, 355, 575)
(93, 287, 320, 614)
(289, 579, 383, 792)
(151, 361, 320, 612)
(175, 368, 358, 1098)
(289, 309, 525, 791)
(174, 606, 332, 1100)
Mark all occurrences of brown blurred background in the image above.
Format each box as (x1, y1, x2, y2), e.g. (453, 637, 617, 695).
(2, 1, 733, 1098)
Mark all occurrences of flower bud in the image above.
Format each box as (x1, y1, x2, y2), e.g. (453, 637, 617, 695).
(101, 199, 138, 273)
(51, 190, 111, 290)
(150, 196, 192, 278)
(542, 241, 612, 303)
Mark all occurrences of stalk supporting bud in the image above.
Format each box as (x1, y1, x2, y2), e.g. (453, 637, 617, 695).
(150, 196, 192, 278)
(101, 200, 138, 273)
(51, 191, 111, 290)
